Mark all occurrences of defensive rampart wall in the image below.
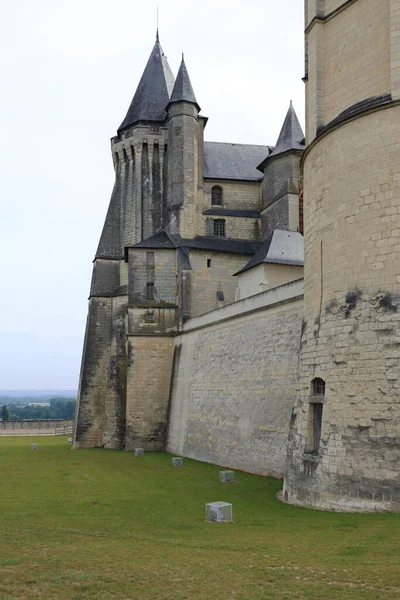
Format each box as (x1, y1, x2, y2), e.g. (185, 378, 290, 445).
(167, 279, 304, 476)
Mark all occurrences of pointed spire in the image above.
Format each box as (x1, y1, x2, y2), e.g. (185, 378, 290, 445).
(269, 102, 305, 158)
(168, 56, 200, 111)
(118, 39, 175, 133)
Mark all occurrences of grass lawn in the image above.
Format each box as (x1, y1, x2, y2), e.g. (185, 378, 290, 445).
(0, 437, 399, 600)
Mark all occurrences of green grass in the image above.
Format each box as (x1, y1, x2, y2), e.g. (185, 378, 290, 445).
(0, 437, 399, 600)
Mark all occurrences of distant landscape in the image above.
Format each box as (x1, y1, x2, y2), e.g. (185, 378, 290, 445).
(0, 390, 77, 400)
(0, 390, 77, 421)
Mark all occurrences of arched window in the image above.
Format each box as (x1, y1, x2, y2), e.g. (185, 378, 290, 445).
(211, 186, 223, 206)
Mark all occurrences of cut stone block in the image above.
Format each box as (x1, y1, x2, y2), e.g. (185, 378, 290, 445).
(205, 501, 233, 522)
(219, 470, 235, 482)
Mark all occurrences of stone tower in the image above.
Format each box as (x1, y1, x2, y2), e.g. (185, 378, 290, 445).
(257, 102, 304, 239)
(74, 35, 176, 449)
(165, 56, 201, 238)
(284, 0, 400, 511)
(73, 35, 265, 451)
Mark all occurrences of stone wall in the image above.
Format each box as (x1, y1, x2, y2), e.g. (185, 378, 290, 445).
(237, 266, 303, 300)
(285, 104, 400, 511)
(74, 296, 127, 449)
(167, 280, 304, 476)
(306, 0, 391, 141)
(125, 336, 175, 451)
(323, 0, 390, 125)
(202, 180, 260, 212)
(188, 250, 250, 316)
(128, 248, 177, 305)
(0, 420, 73, 436)
(203, 215, 260, 241)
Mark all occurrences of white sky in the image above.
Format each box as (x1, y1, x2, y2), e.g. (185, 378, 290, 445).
(0, 0, 304, 389)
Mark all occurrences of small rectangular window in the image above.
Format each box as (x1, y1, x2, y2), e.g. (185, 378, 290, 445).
(312, 378, 325, 396)
(207, 259, 211, 268)
(146, 283, 155, 299)
(214, 219, 226, 237)
(146, 252, 155, 267)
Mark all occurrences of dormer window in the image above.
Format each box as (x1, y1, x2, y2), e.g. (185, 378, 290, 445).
(211, 186, 223, 206)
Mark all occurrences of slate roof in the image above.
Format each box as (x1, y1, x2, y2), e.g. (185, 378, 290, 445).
(204, 142, 272, 181)
(129, 230, 176, 249)
(96, 181, 122, 259)
(269, 102, 305, 158)
(235, 230, 304, 275)
(203, 209, 260, 218)
(125, 230, 261, 259)
(118, 38, 175, 133)
(181, 236, 260, 255)
(168, 57, 200, 110)
(257, 103, 304, 172)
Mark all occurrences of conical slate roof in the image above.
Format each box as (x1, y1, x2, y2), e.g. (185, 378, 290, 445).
(269, 102, 305, 158)
(118, 37, 175, 133)
(168, 56, 200, 110)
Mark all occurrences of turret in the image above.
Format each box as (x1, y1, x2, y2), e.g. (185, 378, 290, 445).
(257, 102, 305, 239)
(165, 56, 201, 238)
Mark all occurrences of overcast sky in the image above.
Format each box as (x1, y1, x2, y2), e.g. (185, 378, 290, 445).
(0, 0, 304, 390)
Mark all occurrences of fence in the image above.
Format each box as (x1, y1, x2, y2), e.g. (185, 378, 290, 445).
(0, 419, 74, 436)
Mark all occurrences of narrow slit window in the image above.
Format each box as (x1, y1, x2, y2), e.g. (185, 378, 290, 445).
(313, 404, 323, 454)
(146, 252, 155, 267)
(214, 219, 226, 237)
(146, 283, 155, 300)
(298, 182, 304, 235)
(211, 186, 223, 206)
(207, 259, 211, 268)
(306, 378, 325, 454)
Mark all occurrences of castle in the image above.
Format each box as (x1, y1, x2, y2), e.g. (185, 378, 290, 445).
(74, 0, 400, 512)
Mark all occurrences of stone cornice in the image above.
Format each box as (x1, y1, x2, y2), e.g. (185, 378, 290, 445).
(301, 97, 400, 169)
(305, 0, 360, 34)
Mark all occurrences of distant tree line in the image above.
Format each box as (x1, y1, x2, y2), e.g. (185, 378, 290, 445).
(0, 398, 76, 421)
(0, 394, 76, 405)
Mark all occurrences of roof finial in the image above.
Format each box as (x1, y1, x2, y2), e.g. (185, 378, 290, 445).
(156, 5, 159, 42)
(182, 52, 184, 62)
